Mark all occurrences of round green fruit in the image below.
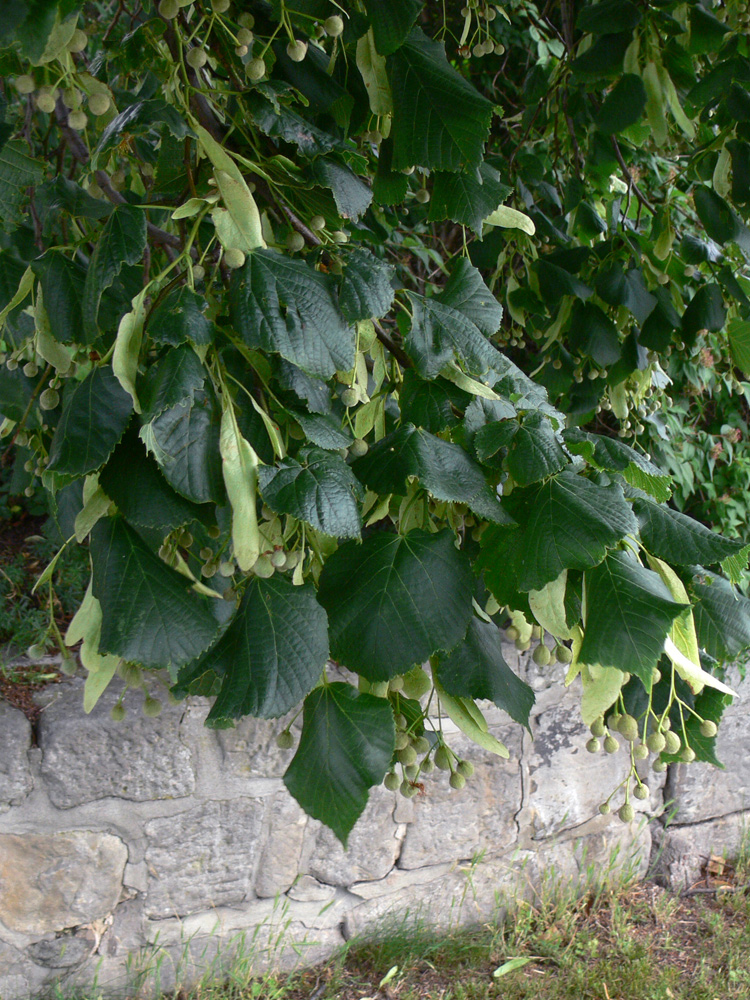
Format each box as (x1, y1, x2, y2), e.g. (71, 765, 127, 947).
(619, 715, 639, 742)
(412, 736, 430, 755)
(633, 784, 649, 800)
(286, 231, 305, 252)
(402, 668, 431, 699)
(603, 735, 619, 754)
(449, 772, 466, 790)
(143, 696, 163, 718)
(223, 248, 246, 269)
(246, 58, 266, 81)
(457, 759, 474, 778)
(663, 731, 681, 755)
(158, 0, 179, 17)
(555, 644, 573, 663)
(15, 75, 35, 94)
(700, 719, 718, 738)
(633, 743, 649, 760)
(349, 438, 369, 457)
(276, 730, 294, 749)
(287, 40, 308, 62)
(186, 47, 208, 69)
(586, 737, 600, 754)
(532, 643, 551, 666)
(310, 214, 326, 231)
(341, 388, 358, 407)
(618, 802, 635, 823)
(324, 15, 344, 36)
(590, 717, 606, 738)
(88, 92, 112, 116)
(110, 703, 126, 722)
(434, 745, 453, 771)
(397, 745, 417, 766)
(646, 732, 666, 753)
(383, 771, 400, 791)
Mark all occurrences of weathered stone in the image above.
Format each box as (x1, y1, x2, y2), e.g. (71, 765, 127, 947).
(254, 793, 307, 898)
(655, 811, 750, 891)
(0, 702, 33, 811)
(38, 678, 195, 809)
(666, 672, 750, 824)
(26, 930, 94, 969)
(0, 974, 31, 1000)
(305, 786, 402, 886)
(286, 875, 336, 903)
(0, 831, 127, 935)
(143, 798, 265, 918)
(398, 728, 522, 870)
(523, 680, 633, 839)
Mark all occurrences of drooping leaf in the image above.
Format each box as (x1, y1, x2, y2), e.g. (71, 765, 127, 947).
(692, 571, 750, 661)
(311, 159, 373, 221)
(399, 371, 464, 432)
(576, 0, 642, 34)
(140, 389, 225, 505)
(595, 264, 657, 323)
(351, 423, 512, 523)
(284, 683, 395, 845)
(99, 430, 206, 531)
(428, 162, 511, 235)
(31, 251, 86, 345)
(682, 284, 726, 345)
(694, 186, 750, 254)
(187, 576, 330, 722)
(387, 29, 495, 171)
(567, 301, 622, 366)
(365, 0, 423, 56)
(563, 428, 671, 502)
(317, 529, 474, 680)
(258, 448, 363, 539)
(634, 497, 747, 568)
(82, 205, 147, 340)
(230, 249, 355, 379)
(48, 367, 133, 478)
(506, 412, 567, 487)
(434, 617, 535, 728)
(95, 99, 192, 159)
(139, 344, 208, 419)
(595, 74, 647, 133)
(293, 410, 353, 450)
(479, 471, 638, 594)
(90, 517, 223, 674)
(578, 551, 686, 685)
(338, 248, 395, 322)
(406, 258, 502, 377)
(148, 287, 215, 347)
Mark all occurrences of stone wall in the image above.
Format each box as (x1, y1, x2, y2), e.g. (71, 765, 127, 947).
(0, 649, 747, 999)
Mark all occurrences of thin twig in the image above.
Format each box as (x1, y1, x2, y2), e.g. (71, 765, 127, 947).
(373, 319, 411, 368)
(610, 137, 656, 215)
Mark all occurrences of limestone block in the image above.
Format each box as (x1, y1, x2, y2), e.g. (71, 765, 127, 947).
(398, 729, 522, 870)
(524, 680, 633, 839)
(286, 875, 336, 903)
(143, 798, 265, 918)
(655, 811, 750, 891)
(0, 831, 127, 935)
(305, 786, 402, 886)
(254, 792, 307, 898)
(666, 671, 750, 824)
(26, 930, 94, 969)
(0, 702, 33, 811)
(38, 678, 194, 809)
(0, 974, 31, 1000)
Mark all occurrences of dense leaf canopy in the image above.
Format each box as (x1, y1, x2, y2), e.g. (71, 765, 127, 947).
(2, 0, 750, 842)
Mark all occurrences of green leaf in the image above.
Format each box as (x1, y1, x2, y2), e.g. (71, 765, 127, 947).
(728, 317, 750, 377)
(534, 260, 593, 303)
(82, 205, 147, 340)
(95, 100, 192, 159)
(141, 389, 225, 505)
(428, 163, 511, 236)
(311, 159, 373, 221)
(595, 74, 647, 133)
(351, 423, 512, 523)
(366, 0, 423, 55)
(259, 448, 363, 539)
(139, 344, 207, 420)
(682, 284, 726, 345)
(189, 576, 330, 722)
(434, 617, 535, 728)
(563, 429, 671, 502)
(284, 683, 395, 845)
(148, 287, 215, 348)
(100, 431, 206, 531)
(634, 497, 746, 568)
(694, 187, 750, 255)
(576, 0, 642, 34)
(34, 176, 112, 224)
(692, 572, 750, 661)
(595, 265, 656, 323)
(567, 301, 622, 366)
(688, 5, 730, 54)
(339, 248, 395, 321)
(387, 29, 495, 171)
(506, 412, 567, 487)
(246, 88, 344, 157)
(578, 551, 686, 685)
(0, 141, 44, 229)
(406, 259, 502, 378)
(399, 371, 464, 432)
(571, 32, 631, 79)
(48, 367, 133, 478)
(480, 472, 638, 594)
(483, 205, 536, 236)
(230, 250, 355, 380)
(317, 529, 474, 680)
(90, 517, 223, 674)
(293, 410, 352, 450)
(31, 251, 86, 345)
